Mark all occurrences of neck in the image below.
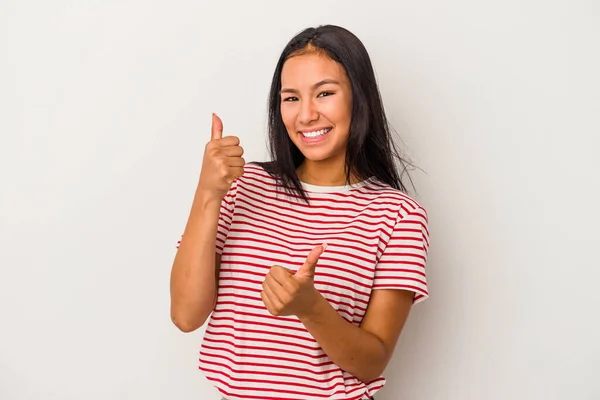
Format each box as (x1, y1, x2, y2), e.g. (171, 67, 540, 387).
(297, 159, 359, 186)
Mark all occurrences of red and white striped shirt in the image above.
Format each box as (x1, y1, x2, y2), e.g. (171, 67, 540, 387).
(177, 163, 430, 400)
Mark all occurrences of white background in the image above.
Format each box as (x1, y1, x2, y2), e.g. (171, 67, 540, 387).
(1, 1, 599, 399)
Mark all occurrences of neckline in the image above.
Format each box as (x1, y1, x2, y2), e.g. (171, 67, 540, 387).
(300, 177, 373, 193)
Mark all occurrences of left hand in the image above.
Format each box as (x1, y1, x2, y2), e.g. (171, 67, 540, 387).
(261, 244, 327, 318)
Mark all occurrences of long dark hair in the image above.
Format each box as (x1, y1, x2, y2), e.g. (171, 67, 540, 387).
(256, 24, 416, 203)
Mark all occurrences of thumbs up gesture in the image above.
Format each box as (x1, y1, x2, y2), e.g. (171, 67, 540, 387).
(197, 113, 245, 200)
(261, 244, 327, 318)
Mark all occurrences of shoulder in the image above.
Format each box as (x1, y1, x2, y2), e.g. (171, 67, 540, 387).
(363, 180, 430, 249)
(361, 178, 427, 220)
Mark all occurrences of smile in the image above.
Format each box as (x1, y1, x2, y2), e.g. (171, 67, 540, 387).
(300, 128, 332, 139)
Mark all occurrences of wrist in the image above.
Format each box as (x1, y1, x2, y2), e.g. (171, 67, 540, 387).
(193, 188, 223, 208)
(298, 289, 328, 323)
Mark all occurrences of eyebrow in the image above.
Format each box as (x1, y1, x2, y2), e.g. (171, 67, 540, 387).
(280, 79, 341, 94)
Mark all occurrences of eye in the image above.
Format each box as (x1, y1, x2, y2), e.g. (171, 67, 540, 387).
(317, 91, 335, 98)
(282, 96, 298, 102)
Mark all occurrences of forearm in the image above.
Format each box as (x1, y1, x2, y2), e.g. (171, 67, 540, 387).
(299, 294, 388, 383)
(170, 190, 222, 332)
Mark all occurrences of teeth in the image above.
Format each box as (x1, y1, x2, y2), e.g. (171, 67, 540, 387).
(301, 128, 331, 138)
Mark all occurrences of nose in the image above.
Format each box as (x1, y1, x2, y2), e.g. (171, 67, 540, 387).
(298, 98, 319, 125)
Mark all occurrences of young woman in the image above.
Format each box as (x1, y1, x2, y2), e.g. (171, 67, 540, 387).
(170, 25, 430, 400)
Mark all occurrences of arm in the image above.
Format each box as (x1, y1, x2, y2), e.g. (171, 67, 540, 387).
(170, 191, 222, 332)
(170, 113, 244, 333)
(300, 289, 414, 383)
(261, 246, 414, 383)
(261, 208, 429, 382)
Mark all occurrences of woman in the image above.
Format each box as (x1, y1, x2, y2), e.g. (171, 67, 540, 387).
(170, 25, 430, 400)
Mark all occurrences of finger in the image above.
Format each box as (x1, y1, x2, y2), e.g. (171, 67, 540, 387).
(295, 244, 327, 279)
(262, 280, 283, 314)
(211, 113, 223, 141)
(269, 265, 295, 288)
(260, 290, 276, 315)
(216, 136, 240, 147)
(225, 157, 245, 168)
(225, 167, 245, 182)
(218, 145, 244, 157)
(264, 271, 285, 291)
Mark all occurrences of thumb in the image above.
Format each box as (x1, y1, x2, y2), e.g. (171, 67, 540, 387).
(211, 113, 223, 141)
(295, 244, 327, 279)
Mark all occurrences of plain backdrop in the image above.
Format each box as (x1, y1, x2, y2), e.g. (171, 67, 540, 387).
(1, 1, 599, 399)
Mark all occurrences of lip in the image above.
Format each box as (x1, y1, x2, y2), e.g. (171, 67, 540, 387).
(299, 127, 332, 134)
(299, 127, 332, 144)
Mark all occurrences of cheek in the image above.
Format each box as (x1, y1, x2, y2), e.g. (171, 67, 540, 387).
(325, 97, 352, 127)
(341, 96, 353, 123)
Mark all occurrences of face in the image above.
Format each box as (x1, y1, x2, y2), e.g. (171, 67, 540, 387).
(279, 52, 353, 165)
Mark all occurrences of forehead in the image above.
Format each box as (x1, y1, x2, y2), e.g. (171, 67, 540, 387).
(281, 53, 348, 87)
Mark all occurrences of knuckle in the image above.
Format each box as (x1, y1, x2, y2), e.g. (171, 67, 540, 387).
(219, 164, 229, 177)
(208, 148, 220, 159)
(206, 141, 218, 151)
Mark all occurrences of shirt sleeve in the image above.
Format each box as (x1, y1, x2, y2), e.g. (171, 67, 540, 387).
(175, 179, 239, 254)
(373, 204, 430, 304)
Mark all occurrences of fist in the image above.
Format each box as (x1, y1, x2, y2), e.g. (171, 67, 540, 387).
(261, 244, 327, 318)
(197, 113, 245, 199)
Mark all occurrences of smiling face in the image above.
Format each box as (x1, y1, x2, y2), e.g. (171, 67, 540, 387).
(279, 52, 353, 168)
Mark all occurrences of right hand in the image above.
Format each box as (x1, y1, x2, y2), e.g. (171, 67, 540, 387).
(196, 113, 245, 199)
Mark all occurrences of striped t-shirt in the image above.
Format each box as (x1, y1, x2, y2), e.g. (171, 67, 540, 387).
(178, 163, 430, 400)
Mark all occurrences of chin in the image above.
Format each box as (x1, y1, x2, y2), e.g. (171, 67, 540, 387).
(299, 148, 341, 162)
